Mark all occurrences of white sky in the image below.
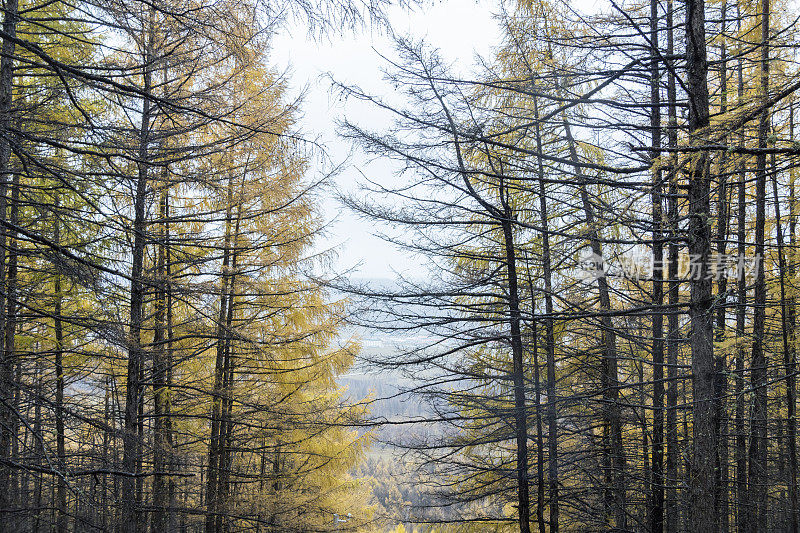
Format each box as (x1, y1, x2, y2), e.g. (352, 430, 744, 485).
(270, 1, 502, 279)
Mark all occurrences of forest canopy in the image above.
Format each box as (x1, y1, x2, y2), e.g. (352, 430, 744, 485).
(0, 0, 798, 532)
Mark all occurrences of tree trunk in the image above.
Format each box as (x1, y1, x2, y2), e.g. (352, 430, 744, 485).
(121, 32, 153, 533)
(771, 148, 798, 533)
(216, 275, 237, 533)
(650, 0, 665, 528)
(685, 0, 717, 528)
(0, 0, 18, 526)
(53, 193, 67, 533)
(205, 176, 236, 533)
(32, 360, 42, 533)
(665, 2, 681, 529)
(165, 188, 177, 533)
(151, 184, 169, 532)
(788, 102, 799, 533)
(529, 316, 547, 533)
(563, 117, 626, 530)
(714, 4, 730, 528)
(499, 192, 532, 533)
(734, 5, 748, 527)
(534, 95, 558, 533)
(5, 169, 17, 514)
(744, 0, 769, 529)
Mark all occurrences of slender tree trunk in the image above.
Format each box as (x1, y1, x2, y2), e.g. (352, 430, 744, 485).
(206, 176, 235, 533)
(103, 376, 110, 532)
(121, 31, 153, 533)
(200, 457, 205, 510)
(4, 169, 16, 514)
(32, 360, 42, 533)
(434, 75, 533, 532)
(53, 193, 67, 533)
(745, 1, 770, 529)
(563, 117, 626, 530)
(534, 95, 558, 533)
(215, 184, 244, 533)
(257, 435, 267, 533)
(0, 0, 17, 526)
(716, 100, 731, 533)
(735, 6, 748, 528)
(685, 0, 717, 528)
(637, 338, 651, 528)
(665, 2, 680, 529)
(151, 184, 169, 531)
(268, 446, 281, 530)
(714, 5, 730, 529)
(135, 362, 145, 531)
(650, 0, 665, 528)
(216, 273, 237, 533)
(165, 189, 177, 532)
(530, 316, 547, 533)
(771, 149, 798, 533)
(788, 102, 799, 533)
(499, 192, 532, 533)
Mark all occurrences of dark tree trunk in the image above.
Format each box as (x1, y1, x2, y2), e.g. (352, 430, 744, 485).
(534, 95, 558, 533)
(4, 169, 16, 514)
(500, 191, 532, 533)
(714, 4, 730, 529)
(771, 148, 798, 533)
(529, 316, 547, 533)
(713, 176, 731, 530)
(216, 277, 237, 533)
(650, 0, 665, 528)
(151, 185, 169, 532)
(734, 6, 748, 528)
(121, 33, 153, 533)
(744, 1, 769, 530)
(564, 118, 626, 530)
(665, 2, 681, 529)
(685, 0, 717, 528)
(0, 0, 17, 526)
(165, 189, 177, 532)
(53, 193, 67, 533)
(32, 361, 42, 533)
(788, 102, 799, 533)
(206, 176, 237, 533)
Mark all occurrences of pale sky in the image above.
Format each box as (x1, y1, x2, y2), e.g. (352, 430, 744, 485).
(270, 1, 502, 279)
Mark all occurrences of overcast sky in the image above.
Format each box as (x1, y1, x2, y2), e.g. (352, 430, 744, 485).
(270, 1, 502, 279)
